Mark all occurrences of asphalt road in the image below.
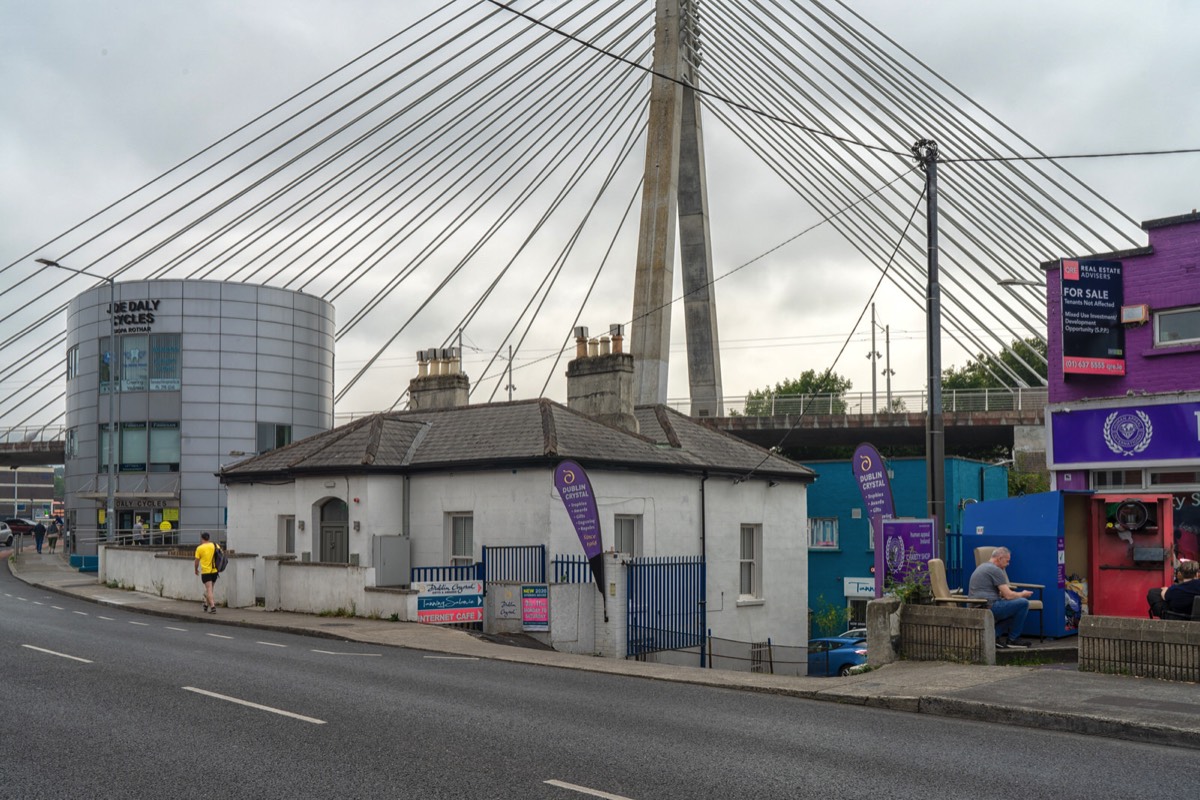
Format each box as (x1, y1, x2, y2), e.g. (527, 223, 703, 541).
(4, 567, 1200, 800)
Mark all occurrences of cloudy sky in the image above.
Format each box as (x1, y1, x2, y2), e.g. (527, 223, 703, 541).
(3, 1, 1198, 421)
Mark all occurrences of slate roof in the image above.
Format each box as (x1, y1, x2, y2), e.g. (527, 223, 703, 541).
(220, 399, 813, 483)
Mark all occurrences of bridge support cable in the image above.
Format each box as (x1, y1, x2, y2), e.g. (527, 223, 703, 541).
(698, 0, 1117, 383)
(330, 2, 650, 339)
(333, 33, 652, 402)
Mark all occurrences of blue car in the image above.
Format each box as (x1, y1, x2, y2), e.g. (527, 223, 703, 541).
(807, 636, 868, 677)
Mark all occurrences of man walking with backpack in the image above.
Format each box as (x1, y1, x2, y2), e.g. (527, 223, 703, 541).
(193, 531, 220, 613)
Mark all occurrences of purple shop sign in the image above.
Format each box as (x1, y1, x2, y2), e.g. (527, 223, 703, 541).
(880, 518, 937, 591)
(1048, 400, 1200, 467)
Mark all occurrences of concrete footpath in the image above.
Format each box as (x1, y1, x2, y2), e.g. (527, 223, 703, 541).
(8, 551, 1200, 750)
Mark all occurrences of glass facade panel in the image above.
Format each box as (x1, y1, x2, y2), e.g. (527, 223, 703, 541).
(121, 334, 149, 392)
(149, 334, 181, 390)
(120, 422, 147, 472)
(149, 422, 180, 472)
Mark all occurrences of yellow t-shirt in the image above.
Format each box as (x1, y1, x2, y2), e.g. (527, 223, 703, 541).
(195, 541, 217, 574)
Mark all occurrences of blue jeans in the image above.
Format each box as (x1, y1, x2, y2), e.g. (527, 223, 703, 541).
(991, 598, 1030, 641)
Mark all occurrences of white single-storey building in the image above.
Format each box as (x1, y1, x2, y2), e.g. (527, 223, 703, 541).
(219, 337, 814, 649)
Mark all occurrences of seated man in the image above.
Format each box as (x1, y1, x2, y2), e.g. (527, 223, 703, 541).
(968, 546, 1033, 648)
(1162, 559, 1200, 619)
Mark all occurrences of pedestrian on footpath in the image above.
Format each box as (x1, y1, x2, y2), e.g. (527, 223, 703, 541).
(133, 516, 147, 546)
(33, 520, 46, 554)
(193, 531, 219, 613)
(968, 546, 1033, 648)
(47, 520, 60, 554)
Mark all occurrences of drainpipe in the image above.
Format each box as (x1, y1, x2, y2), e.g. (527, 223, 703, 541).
(699, 470, 709, 668)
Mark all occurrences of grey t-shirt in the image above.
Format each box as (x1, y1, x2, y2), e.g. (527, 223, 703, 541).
(968, 562, 1010, 605)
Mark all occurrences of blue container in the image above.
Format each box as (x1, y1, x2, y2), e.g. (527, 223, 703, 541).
(962, 492, 1077, 639)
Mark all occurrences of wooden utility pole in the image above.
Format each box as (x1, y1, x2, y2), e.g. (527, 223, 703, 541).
(631, 0, 722, 416)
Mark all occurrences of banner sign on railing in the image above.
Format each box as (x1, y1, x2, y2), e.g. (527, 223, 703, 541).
(414, 581, 483, 625)
(553, 459, 605, 599)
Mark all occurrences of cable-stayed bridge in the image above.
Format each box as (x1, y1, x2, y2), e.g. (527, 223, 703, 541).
(1, 1, 1147, 436)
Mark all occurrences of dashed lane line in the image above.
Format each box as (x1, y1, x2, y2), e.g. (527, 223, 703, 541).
(544, 779, 634, 799)
(21, 644, 93, 664)
(257, 642, 287, 647)
(182, 687, 326, 725)
(129, 621, 149, 626)
(311, 650, 381, 656)
(207, 633, 234, 640)
(165, 626, 187, 632)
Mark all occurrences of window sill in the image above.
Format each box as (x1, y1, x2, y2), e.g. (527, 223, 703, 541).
(736, 597, 765, 608)
(809, 547, 841, 553)
(1144, 342, 1200, 358)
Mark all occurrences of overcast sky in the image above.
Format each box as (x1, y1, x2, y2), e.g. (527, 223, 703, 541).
(3, 1, 1198, 420)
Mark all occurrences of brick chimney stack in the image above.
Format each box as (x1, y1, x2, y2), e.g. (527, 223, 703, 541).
(408, 348, 469, 410)
(566, 324, 638, 433)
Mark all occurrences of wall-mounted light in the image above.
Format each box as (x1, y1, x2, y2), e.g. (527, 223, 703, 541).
(297, 520, 305, 531)
(353, 521, 361, 532)
(324, 480, 336, 489)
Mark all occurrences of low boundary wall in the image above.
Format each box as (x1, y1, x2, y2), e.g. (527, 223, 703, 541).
(1079, 615, 1200, 682)
(867, 598, 997, 666)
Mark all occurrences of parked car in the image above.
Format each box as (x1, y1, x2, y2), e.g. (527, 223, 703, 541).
(807, 636, 869, 677)
(1, 522, 11, 547)
(4, 517, 37, 537)
(836, 628, 868, 641)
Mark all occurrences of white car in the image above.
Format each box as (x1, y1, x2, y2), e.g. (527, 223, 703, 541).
(1, 522, 12, 548)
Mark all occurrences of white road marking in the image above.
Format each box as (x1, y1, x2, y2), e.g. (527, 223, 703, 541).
(311, 650, 381, 656)
(33, 601, 44, 605)
(51, 605, 65, 610)
(544, 780, 634, 799)
(257, 641, 287, 648)
(21, 645, 93, 664)
(73, 611, 89, 616)
(129, 621, 149, 626)
(424, 656, 480, 660)
(165, 626, 187, 632)
(207, 633, 234, 639)
(98, 616, 115, 621)
(182, 687, 326, 725)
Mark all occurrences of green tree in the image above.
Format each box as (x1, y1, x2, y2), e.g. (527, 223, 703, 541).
(738, 369, 853, 416)
(942, 336, 1047, 390)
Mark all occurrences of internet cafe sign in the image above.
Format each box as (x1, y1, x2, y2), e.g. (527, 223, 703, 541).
(1060, 258, 1124, 376)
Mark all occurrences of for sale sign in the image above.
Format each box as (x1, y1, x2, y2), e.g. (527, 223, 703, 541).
(1061, 259, 1124, 376)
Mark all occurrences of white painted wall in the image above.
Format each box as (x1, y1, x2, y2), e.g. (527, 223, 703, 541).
(225, 465, 809, 647)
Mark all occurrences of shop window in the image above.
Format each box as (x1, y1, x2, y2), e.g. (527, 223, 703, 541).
(1091, 470, 1145, 490)
(1155, 306, 1200, 346)
(1149, 469, 1200, 487)
(121, 334, 149, 392)
(150, 334, 181, 390)
(119, 422, 148, 472)
(808, 517, 839, 549)
(148, 422, 180, 472)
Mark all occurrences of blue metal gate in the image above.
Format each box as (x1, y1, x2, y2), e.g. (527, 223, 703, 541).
(481, 544, 545, 588)
(627, 555, 706, 660)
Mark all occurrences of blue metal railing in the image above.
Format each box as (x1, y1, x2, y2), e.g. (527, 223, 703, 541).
(482, 544, 545, 585)
(410, 564, 482, 584)
(552, 553, 594, 584)
(627, 555, 706, 659)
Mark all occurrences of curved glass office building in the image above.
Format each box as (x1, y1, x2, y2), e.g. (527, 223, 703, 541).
(63, 280, 334, 552)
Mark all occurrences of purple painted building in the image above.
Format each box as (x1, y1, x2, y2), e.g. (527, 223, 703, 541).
(1043, 211, 1200, 562)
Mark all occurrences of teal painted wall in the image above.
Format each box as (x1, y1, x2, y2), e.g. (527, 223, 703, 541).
(802, 456, 1008, 632)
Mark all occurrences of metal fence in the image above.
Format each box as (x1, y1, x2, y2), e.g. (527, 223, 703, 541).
(627, 555, 706, 659)
(410, 564, 482, 584)
(662, 387, 1048, 417)
(552, 553, 594, 583)
(482, 544, 545, 585)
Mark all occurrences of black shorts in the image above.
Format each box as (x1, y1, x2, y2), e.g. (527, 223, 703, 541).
(201, 573, 219, 584)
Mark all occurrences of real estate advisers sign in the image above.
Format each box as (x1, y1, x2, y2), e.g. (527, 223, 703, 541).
(1061, 258, 1124, 376)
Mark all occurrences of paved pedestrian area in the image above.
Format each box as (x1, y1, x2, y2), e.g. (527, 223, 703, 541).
(7, 550, 1200, 750)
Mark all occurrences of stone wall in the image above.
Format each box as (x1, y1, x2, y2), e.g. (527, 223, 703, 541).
(1079, 615, 1200, 682)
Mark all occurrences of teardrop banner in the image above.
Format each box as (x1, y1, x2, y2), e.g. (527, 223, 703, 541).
(852, 442, 896, 596)
(553, 459, 605, 599)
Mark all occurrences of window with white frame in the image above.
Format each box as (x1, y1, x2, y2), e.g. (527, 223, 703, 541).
(1155, 306, 1200, 346)
(613, 514, 642, 557)
(808, 517, 839, 549)
(279, 515, 296, 555)
(449, 513, 474, 566)
(739, 524, 762, 599)
(1091, 469, 1145, 490)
